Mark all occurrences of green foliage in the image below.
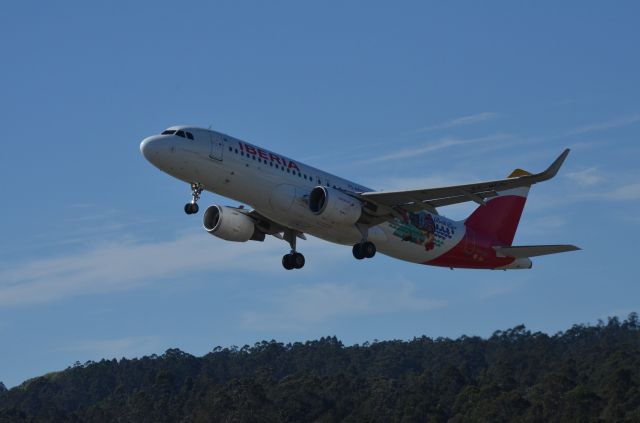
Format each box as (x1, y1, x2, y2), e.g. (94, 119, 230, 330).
(1, 316, 639, 422)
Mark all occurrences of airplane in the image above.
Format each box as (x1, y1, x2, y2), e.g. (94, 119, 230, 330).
(140, 126, 579, 270)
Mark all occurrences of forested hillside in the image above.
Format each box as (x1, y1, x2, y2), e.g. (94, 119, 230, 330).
(1, 314, 639, 422)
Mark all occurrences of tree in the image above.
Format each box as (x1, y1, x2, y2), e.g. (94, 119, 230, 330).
(1, 313, 639, 421)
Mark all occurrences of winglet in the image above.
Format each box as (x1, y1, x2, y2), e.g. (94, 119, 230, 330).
(538, 149, 570, 181)
(508, 168, 532, 178)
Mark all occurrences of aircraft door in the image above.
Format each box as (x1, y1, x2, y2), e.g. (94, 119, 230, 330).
(209, 134, 224, 161)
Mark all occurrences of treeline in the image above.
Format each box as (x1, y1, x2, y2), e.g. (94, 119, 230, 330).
(1, 314, 639, 422)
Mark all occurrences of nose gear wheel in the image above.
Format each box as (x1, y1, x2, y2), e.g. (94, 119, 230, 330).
(184, 183, 204, 215)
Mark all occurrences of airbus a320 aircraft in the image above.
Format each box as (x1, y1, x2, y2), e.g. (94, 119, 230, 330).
(140, 127, 579, 270)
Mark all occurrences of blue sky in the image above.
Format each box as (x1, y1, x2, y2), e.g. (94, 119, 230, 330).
(1, 1, 639, 388)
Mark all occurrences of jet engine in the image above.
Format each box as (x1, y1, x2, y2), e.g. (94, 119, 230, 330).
(308, 186, 362, 225)
(203, 205, 257, 242)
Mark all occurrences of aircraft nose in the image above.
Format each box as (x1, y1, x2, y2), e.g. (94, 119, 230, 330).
(140, 135, 161, 161)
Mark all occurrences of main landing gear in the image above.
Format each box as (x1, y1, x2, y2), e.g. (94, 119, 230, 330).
(184, 183, 204, 215)
(352, 241, 376, 260)
(282, 230, 305, 270)
(352, 223, 376, 260)
(282, 252, 305, 270)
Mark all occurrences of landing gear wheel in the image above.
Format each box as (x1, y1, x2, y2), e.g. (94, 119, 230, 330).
(184, 203, 199, 215)
(352, 244, 365, 260)
(282, 253, 305, 270)
(282, 254, 295, 270)
(293, 253, 305, 269)
(363, 241, 376, 258)
(353, 242, 376, 260)
(282, 229, 305, 270)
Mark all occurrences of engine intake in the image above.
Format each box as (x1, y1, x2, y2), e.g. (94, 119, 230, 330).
(203, 205, 258, 242)
(308, 186, 362, 225)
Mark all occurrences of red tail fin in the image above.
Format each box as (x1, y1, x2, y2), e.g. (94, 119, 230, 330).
(465, 169, 531, 246)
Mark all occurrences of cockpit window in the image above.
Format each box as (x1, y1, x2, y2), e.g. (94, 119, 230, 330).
(186, 132, 194, 140)
(175, 130, 186, 138)
(161, 130, 176, 135)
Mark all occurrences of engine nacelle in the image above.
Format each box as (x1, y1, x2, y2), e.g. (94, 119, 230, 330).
(308, 186, 362, 225)
(203, 205, 256, 242)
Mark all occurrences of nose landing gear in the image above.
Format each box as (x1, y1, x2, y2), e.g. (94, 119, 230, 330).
(184, 203, 199, 214)
(184, 183, 204, 215)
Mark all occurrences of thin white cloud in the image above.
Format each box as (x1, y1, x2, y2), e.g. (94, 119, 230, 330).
(414, 112, 499, 133)
(567, 113, 640, 135)
(565, 167, 604, 187)
(358, 134, 512, 165)
(566, 141, 604, 151)
(373, 175, 466, 191)
(607, 182, 640, 201)
(63, 209, 119, 223)
(241, 280, 446, 330)
(528, 177, 640, 213)
(517, 215, 568, 236)
(0, 233, 342, 308)
(613, 211, 640, 225)
(56, 336, 164, 359)
(477, 279, 526, 300)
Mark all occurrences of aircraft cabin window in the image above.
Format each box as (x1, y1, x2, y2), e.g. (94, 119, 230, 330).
(175, 130, 186, 138)
(161, 130, 176, 135)
(186, 132, 194, 140)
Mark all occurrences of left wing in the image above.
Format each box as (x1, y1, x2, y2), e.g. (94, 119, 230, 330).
(358, 149, 570, 215)
(242, 208, 306, 242)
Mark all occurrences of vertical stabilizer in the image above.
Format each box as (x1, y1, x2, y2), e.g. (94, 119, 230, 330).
(464, 169, 532, 246)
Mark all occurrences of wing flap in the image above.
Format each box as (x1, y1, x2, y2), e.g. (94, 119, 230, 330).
(493, 244, 580, 258)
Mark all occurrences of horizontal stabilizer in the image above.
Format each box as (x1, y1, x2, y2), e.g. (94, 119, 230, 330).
(494, 244, 580, 258)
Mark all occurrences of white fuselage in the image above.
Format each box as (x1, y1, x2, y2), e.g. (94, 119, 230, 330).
(140, 127, 466, 265)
